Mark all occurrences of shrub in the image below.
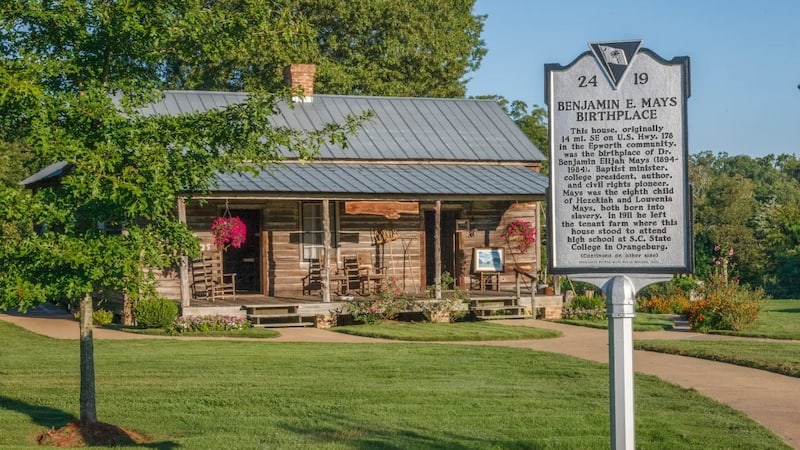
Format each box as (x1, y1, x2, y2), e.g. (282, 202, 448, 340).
(73, 308, 115, 326)
(133, 297, 179, 328)
(92, 309, 114, 326)
(168, 315, 251, 333)
(340, 278, 411, 324)
(563, 294, 605, 320)
(685, 279, 766, 332)
(637, 276, 696, 314)
(637, 295, 691, 314)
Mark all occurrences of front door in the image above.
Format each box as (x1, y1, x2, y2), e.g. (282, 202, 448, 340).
(424, 210, 459, 288)
(222, 209, 261, 292)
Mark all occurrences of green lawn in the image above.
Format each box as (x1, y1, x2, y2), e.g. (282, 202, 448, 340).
(709, 299, 800, 340)
(555, 313, 676, 331)
(0, 320, 789, 449)
(634, 300, 800, 378)
(332, 320, 562, 341)
(635, 339, 800, 378)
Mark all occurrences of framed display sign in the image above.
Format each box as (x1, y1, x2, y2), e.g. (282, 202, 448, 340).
(473, 248, 504, 273)
(545, 41, 692, 274)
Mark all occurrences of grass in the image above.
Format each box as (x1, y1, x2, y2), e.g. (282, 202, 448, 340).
(634, 339, 800, 378)
(331, 320, 562, 341)
(555, 313, 676, 331)
(0, 320, 790, 449)
(708, 299, 800, 340)
(634, 300, 800, 378)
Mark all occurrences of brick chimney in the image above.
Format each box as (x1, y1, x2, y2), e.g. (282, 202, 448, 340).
(283, 64, 316, 102)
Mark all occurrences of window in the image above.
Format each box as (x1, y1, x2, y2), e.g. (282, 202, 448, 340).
(301, 202, 338, 261)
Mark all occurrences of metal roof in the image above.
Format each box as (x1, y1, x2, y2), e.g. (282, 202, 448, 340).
(19, 161, 69, 186)
(140, 91, 546, 162)
(208, 163, 547, 200)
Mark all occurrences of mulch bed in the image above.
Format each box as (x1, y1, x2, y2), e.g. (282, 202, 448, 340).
(36, 421, 150, 447)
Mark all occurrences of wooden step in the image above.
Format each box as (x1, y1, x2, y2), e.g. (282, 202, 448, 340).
(244, 304, 300, 316)
(473, 304, 525, 312)
(477, 314, 530, 320)
(244, 304, 316, 328)
(248, 314, 315, 328)
(470, 295, 523, 319)
(251, 321, 315, 328)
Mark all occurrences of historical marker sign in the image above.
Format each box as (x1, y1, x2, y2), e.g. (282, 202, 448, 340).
(546, 41, 692, 274)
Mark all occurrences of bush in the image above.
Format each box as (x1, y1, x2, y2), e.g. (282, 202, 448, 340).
(638, 295, 691, 314)
(133, 297, 179, 328)
(563, 294, 605, 320)
(637, 276, 696, 314)
(168, 315, 251, 333)
(340, 278, 411, 324)
(684, 279, 766, 332)
(73, 308, 115, 326)
(92, 309, 114, 326)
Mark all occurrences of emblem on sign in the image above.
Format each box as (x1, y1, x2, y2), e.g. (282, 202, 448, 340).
(588, 40, 643, 89)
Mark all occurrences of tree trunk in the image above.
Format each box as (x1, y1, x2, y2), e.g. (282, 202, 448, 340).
(121, 293, 134, 326)
(79, 294, 98, 424)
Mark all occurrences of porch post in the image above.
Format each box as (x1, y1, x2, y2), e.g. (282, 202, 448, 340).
(535, 201, 542, 285)
(176, 197, 191, 308)
(434, 200, 442, 300)
(321, 199, 332, 303)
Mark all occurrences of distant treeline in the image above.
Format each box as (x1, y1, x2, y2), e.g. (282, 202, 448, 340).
(690, 151, 800, 297)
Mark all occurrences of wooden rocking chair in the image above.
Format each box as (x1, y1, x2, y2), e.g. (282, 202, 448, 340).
(191, 251, 236, 301)
(357, 251, 387, 295)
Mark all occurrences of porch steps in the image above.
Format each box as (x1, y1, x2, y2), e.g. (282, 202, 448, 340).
(469, 296, 530, 320)
(244, 304, 315, 328)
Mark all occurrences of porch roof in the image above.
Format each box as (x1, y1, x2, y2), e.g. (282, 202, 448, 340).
(208, 162, 547, 200)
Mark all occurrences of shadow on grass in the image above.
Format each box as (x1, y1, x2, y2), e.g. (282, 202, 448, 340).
(771, 308, 800, 313)
(0, 396, 181, 449)
(0, 395, 76, 429)
(279, 412, 550, 449)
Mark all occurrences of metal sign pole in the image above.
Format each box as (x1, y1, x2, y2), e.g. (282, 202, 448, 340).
(574, 273, 671, 449)
(606, 275, 636, 449)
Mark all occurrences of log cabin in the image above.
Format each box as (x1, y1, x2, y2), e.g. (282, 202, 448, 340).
(23, 64, 556, 323)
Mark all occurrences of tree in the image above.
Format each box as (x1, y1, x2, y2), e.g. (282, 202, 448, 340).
(0, 1, 364, 428)
(0, 140, 34, 187)
(474, 95, 548, 154)
(159, 0, 486, 97)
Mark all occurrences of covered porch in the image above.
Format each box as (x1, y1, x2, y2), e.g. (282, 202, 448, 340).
(167, 162, 549, 312)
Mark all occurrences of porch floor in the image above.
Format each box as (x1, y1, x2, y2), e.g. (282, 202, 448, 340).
(189, 289, 545, 306)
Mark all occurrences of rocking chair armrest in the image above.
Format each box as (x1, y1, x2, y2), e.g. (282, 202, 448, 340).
(221, 273, 237, 283)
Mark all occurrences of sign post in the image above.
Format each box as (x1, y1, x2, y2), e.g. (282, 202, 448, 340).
(545, 41, 692, 449)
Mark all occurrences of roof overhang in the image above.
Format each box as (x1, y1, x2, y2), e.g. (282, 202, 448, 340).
(191, 162, 548, 202)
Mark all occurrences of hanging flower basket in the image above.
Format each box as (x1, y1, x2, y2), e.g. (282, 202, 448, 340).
(211, 216, 247, 249)
(501, 220, 536, 254)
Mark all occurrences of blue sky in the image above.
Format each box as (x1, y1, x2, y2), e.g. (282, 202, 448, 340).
(466, 0, 800, 158)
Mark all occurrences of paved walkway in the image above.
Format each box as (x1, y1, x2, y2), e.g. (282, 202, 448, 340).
(2, 310, 798, 449)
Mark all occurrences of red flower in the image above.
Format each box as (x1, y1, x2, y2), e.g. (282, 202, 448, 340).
(501, 220, 536, 253)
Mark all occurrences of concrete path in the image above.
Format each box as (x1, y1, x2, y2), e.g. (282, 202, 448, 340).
(2, 311, 798, 449)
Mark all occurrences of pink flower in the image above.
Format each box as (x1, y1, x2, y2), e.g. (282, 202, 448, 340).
(501, 220, 536, 253)
(211, 216, 247, 249)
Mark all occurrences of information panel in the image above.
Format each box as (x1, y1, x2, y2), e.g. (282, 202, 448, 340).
(546, 41, 692, 273)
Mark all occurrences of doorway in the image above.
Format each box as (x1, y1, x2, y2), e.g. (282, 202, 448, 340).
(222, 209, 261, 293)
(424, 210, 459, 288)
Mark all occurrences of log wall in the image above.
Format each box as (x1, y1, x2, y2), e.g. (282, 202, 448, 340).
(157, 198, 540, 299)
